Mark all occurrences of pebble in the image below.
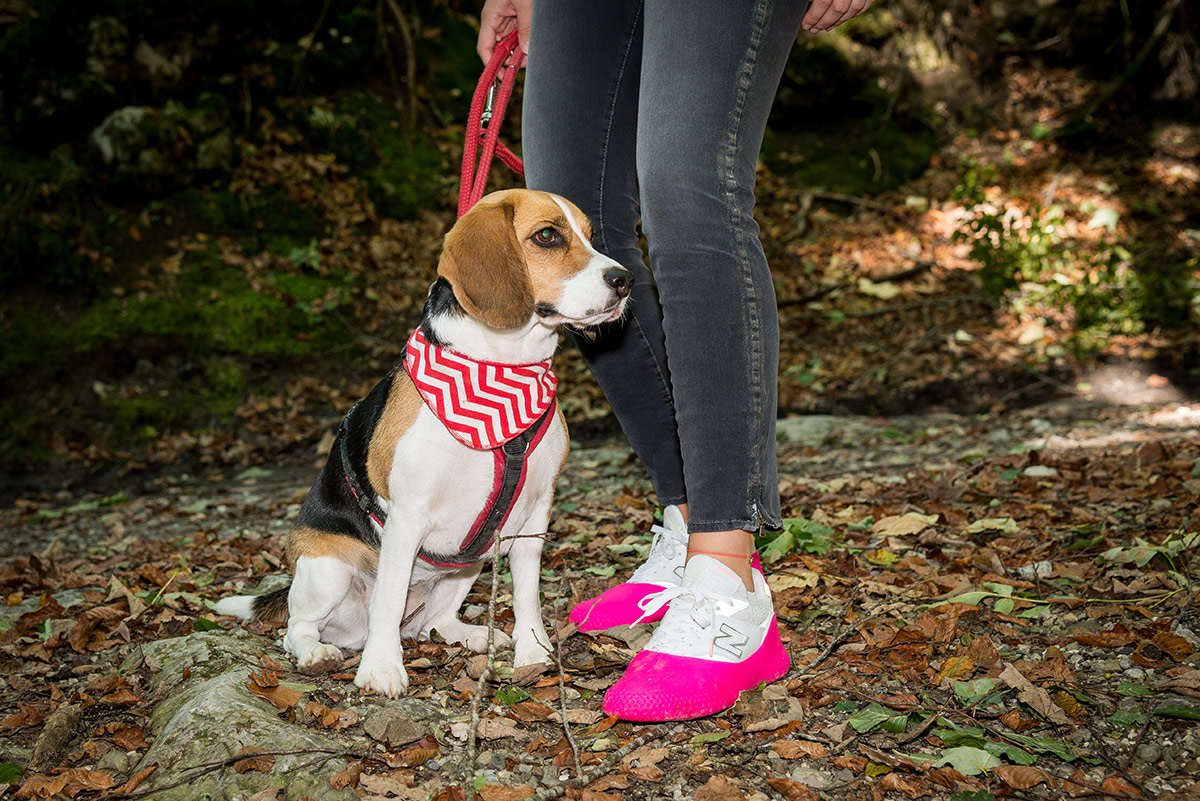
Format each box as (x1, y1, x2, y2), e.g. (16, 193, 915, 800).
(1124, 667, 1147, 680)
(1136, 744, 1163, 764)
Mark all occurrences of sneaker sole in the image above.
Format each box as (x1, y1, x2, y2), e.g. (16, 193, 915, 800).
(602, 616, 791, 722)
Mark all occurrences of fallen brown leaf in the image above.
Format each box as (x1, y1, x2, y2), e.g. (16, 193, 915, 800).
(880, 772, 927, 798)
(114, 763, 158, 795)
(588, 773, 630, 792)
(1101, 776, 1143, 798)
(15, 774, 69, 799)
(998, 663, 1073, 726)
(694, 775, 746, 801)
(766, 775, 820, 801)
(247, 677, 302, 711)
(478, 785, 534, 801)
(233, 747, 276, 773)
(1152, 631, 1194, 661)
(994, 765, 1057, 789)
(774, 740, 829, 760)
(329, 761, 362, 790)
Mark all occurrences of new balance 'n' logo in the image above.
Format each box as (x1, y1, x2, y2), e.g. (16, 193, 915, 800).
(713, 623, 750, 659)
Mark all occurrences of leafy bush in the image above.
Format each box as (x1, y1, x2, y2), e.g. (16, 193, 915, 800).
(951, 157, 1198, 351)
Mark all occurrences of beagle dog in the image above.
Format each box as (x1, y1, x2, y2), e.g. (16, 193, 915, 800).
(215, 189, 632, 698)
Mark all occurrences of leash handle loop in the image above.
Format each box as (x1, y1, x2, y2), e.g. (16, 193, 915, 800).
(459, 30, 525, 217)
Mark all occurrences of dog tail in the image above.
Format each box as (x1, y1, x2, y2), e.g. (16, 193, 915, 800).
(213, 584, 291, 623)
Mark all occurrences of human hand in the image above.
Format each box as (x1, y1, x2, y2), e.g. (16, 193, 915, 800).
(802, 0, 876, 34)
(477, 0, 532, 66)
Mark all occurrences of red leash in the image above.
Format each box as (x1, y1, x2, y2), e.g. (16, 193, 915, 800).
(459, 30, 525, 217)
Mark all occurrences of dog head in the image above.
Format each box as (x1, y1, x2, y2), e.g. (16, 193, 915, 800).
(438, 189, 632, 331)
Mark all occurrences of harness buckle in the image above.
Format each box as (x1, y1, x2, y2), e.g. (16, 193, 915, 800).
(502, 434, 529, 457)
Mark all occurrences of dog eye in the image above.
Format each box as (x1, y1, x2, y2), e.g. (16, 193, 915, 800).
(532, 227, 561, 247)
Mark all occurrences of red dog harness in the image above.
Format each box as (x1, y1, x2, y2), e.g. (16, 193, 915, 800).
(340, 328, 558, 567)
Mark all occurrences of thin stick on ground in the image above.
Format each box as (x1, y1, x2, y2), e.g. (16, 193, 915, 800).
(552, 602, 585, 782)
(465, 535, 504, 788)
(99, 748, 384, 800)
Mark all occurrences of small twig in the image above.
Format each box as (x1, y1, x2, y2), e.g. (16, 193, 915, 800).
(99, 748, 380, 799)
(1082, 720, 1147, 793)
(793, 589, 867, 677)
(808, 190, 911, 222)
(1058, 0, 1184, 136)
(382, 0, 419, 127)
(1122, 699, 1155, 772)
(148, 569, 181, 607)
(465, 537, 504, 790)
(552, 608, 584, 782)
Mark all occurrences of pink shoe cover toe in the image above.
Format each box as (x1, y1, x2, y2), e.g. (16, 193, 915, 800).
(602, 617, 790, 721)
(569, 583, 669, 631)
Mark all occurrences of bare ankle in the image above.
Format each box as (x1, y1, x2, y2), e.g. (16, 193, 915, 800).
(686, 529, 754, 590)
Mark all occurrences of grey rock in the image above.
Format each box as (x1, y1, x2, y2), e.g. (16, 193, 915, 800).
(777, 416, 838, 446)
(789, 767, 831, 788)
(90, 106, 150, 166)
(196, 130, 234, 172)
(134, 667, 354, 801)
(1136, 743, 1163, 764)
(121, 628, 273, 691)
(0, 589, 91, 624)
(363, 705, 429, 749)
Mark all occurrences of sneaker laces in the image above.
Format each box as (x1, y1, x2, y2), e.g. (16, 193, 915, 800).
(627, 524, 686, 584)
(631, 584, 739, 634)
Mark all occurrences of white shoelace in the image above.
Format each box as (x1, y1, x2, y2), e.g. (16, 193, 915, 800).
(628, 524, 686, 584)
(632, 584, 742, 631)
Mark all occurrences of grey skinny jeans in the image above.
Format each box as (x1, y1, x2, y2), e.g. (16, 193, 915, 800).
(522, 0, 807, 534)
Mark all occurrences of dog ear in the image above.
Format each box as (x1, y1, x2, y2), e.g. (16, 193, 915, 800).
(439, 197, 534, 330)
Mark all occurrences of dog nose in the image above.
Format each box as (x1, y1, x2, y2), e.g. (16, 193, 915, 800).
(604, 267, 633, 298)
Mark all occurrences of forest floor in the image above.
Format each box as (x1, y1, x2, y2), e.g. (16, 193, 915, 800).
(1, 59, 1199, 800)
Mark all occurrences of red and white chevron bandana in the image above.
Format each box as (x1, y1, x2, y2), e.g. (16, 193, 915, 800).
(404, 327, 557, 450)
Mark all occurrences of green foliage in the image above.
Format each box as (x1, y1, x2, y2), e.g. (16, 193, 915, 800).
(300, 92, 449, 219)
(952, 157, 1198, 348)
(495, 686, 531, 705)
(1154, 704, 1200, 721)
(0, 147, 91, 289)
(755, 517, 841, 564)
(1100, 530, 1198, 570)
(848, 702, 910, 733)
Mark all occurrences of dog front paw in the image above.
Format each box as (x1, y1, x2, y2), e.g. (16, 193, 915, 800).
(297, 643, 344, 676)
(434, 620, 513, 654)
(355, 652, 409, 698)
(513, 637, 553, 669)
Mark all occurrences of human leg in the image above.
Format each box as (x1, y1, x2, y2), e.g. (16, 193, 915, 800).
(522, 0, 687, 510)
(602, 0, 807, 720)
(628, 0, 807, 586)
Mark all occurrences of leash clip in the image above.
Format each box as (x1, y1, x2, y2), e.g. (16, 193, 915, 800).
(481, 78, 500, 129)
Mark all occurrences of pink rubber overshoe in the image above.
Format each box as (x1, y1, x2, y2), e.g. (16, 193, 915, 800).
(602, 555, 790, 722)
(569, 506, 688, 631)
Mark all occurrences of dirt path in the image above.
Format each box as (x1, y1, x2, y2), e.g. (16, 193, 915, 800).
(1, 398, 1198, 800)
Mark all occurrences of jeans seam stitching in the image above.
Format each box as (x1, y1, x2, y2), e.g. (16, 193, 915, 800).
(722, 0, 772, 525)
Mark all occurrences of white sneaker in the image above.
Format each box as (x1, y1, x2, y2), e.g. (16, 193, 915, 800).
(569, 505, 688, 631)
(603, 555, 790, 721)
